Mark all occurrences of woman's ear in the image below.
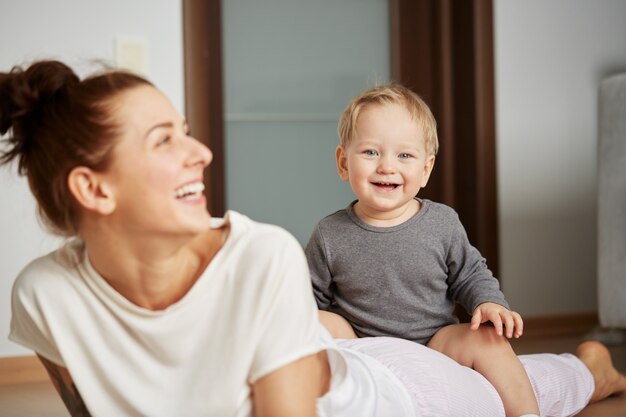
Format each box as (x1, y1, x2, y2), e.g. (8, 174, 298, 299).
(335, 145, 349, 181)
(67, 167, 116, 215)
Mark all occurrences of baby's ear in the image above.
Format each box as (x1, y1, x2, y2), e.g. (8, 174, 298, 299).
(421, 155, 436, 187)
(335, 145, 349, 181)
(67, 167, 116, 215)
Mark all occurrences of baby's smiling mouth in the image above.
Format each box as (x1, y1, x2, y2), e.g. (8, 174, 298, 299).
(372, 182, 400, 191)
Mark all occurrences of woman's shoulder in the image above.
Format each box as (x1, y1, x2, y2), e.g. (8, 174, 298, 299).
(225, 210, 301, 252)
(13, 239, 84, 297)
(215, 211, 313, 311)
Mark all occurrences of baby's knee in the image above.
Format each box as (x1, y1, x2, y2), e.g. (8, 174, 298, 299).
(455, 326, 515, 369)
(318, 310, 357, 339)
(469, 325, 514, 354)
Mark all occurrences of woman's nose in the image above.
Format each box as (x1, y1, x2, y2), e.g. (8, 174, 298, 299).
(185, 135, 213, 168)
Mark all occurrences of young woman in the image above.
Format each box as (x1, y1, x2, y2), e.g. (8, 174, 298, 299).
(2, 60, 625, 417)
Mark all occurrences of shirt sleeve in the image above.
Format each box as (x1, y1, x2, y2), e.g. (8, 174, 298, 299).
(444, 212, 510, 314)
(9, 257, 66, 366)
(304, 224, 334, 310)
(247, 227, 322, 383)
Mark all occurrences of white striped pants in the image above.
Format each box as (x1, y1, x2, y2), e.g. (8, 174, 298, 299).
(337, 337, 593, 417)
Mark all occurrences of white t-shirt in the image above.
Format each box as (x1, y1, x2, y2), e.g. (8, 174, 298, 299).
(317, 329, 415, 417)
(10, 211, 413, 417)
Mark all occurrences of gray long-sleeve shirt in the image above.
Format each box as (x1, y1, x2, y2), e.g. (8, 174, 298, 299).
(305, 199, 509, 344)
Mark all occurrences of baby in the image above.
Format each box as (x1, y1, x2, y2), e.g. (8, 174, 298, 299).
(306, 84, 540, 417)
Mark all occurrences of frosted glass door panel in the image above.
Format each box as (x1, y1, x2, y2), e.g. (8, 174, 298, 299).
(223, 0, 390, 244)
(226, 121, 354, 244)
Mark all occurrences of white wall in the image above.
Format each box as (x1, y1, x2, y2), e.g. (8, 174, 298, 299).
(494, 0, 626, 316)
(0, 0, 184, 357)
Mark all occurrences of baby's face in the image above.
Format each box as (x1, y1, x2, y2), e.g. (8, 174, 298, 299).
(336, 102, 435, 225)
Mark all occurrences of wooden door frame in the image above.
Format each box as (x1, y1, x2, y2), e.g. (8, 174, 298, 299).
(390, 0, 499, 275)
(182, 0, 225, 217)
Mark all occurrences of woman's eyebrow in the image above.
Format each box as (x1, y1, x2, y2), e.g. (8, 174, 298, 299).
(144, 121, 174, 139)
(144, 118, 188, 138)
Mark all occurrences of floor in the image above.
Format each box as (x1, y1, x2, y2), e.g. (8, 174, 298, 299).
(0, 332, 624, 417)
(0, 382, 66, 417)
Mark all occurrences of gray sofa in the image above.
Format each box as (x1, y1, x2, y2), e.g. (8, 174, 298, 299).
(598, 73, 626, 328)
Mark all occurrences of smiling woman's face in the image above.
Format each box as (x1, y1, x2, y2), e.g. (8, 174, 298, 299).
(100, 84, 214, 237)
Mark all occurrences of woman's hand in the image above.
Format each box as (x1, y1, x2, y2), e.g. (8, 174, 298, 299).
(470, 302, 524, 338)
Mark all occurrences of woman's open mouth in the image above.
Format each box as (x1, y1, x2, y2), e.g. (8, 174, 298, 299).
(174, 181, 205, 200)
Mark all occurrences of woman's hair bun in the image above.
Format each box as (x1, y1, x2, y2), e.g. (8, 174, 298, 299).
(0, 60, 80, 136)
(1, 59, 151, 235)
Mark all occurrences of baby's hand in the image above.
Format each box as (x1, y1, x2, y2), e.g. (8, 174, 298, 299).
(470, 302, 523, 338)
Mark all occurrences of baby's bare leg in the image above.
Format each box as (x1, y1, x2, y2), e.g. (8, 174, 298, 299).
(428, 323, 539, 417)
(318, 311, 358, 339)
(576, 340, 626, 403)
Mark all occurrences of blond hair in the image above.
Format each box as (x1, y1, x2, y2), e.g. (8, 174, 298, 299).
(337, 83, 439, 156)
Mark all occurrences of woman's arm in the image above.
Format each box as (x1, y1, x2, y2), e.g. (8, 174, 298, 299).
(37, 355, 92, 417)
(252, 350, 330, 417)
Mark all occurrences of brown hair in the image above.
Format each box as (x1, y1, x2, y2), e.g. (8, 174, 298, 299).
(337, 83, 439, 156)
(0, 60, 152, 236)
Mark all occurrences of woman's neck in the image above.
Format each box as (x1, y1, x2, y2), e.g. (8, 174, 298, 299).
(83, 226, 226, 310)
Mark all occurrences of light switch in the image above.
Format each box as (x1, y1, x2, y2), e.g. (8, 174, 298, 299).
(114, 36, 149, 76)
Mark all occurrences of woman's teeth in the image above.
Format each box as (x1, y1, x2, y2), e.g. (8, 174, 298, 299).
(174, 182, 205, 199)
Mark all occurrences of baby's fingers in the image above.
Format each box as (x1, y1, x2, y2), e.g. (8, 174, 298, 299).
(512, 311, 524, 337)
(502, 314, 515, 338)
(470, 310, 482, 330)
(490, 314, 504, 336)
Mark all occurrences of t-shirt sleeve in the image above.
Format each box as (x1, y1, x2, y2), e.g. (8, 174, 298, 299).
(247, 227, 322, 383)
(304, 224, 334, 310)
(9, 257, 66, 366)
(444, 211, 510, 313)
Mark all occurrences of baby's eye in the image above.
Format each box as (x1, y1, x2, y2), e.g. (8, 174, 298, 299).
(364, 149, 379, 157)
(399, 152, 413, 159)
